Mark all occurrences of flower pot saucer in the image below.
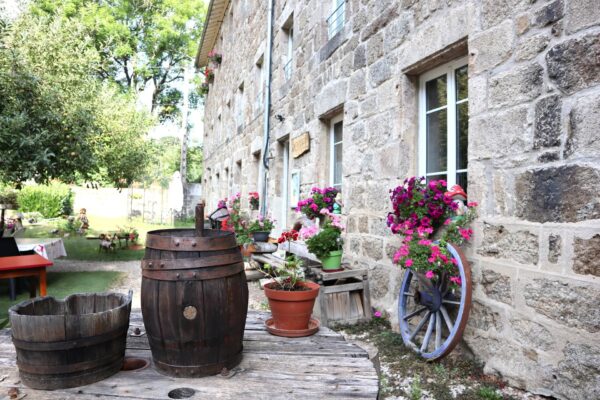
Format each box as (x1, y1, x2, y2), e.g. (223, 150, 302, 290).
(265, 317, 320, 338)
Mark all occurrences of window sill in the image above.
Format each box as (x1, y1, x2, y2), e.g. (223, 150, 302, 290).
(319, 25, 348, 63)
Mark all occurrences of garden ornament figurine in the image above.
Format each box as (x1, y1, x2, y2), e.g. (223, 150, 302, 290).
(445, 185, 468, 216)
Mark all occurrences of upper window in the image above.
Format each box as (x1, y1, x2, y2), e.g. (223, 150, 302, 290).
(284, 24, 294, 80)
(330, 114, 343, 192)
(235, 84, 244, 128)
(255, 56, 265, 115)
(327, 0, 345, 39)
(418, 58, 468, 192)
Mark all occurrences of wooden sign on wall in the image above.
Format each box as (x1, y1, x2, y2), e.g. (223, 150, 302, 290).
(292, 132, 310, 158)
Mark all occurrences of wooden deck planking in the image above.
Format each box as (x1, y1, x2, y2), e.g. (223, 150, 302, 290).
(0, 310, 379, 399)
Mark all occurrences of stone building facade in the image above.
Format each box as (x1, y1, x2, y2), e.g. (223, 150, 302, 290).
(196, 1, 600, 398)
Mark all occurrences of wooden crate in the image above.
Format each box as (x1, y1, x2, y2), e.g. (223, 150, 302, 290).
(309, 266, 372, 327)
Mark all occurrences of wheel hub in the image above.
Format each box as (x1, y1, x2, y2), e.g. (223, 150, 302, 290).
(416, 288, 442, 312)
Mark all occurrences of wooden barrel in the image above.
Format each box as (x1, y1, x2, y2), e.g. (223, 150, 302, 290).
(141, 205, 248, 377)
(9, 291, 132, 390)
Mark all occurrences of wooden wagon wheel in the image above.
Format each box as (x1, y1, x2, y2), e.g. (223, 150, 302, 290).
(398, 242, 472, 360)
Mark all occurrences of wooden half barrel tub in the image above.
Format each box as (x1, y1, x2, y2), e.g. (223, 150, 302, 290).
(9, 291, 132, 390)
(141, 204, 249, 377)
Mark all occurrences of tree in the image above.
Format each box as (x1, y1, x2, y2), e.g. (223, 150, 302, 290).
(187, 145, 203, 184)
(32, 0, 207, 122)
(0, 12, 153, 188)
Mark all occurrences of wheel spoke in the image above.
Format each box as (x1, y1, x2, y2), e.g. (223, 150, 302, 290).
(442, 299, 460, 305)
(435, 312, 442, 349)
(409, 311, 431, 341)
(420, 313, 436, 352)
(403, 307, 427, 321)
(440, 305, 454, 331)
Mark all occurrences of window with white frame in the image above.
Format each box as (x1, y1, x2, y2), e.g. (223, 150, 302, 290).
(327, 0, 345, 39)
(418, 57, 468, 192)
(330, 114, 343, 192)
(284, 24, 293, 80)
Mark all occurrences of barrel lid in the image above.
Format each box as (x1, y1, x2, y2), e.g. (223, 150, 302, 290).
(145, 229, 238, 251)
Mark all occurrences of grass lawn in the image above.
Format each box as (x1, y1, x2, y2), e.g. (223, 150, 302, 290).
(0, 271, 125, 327)
(14, 215, 194, 261)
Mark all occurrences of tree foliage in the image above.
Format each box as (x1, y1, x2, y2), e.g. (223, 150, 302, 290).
(32, 0, 207, 122)
(142, 137, 202, 188)
(0, 12, 153, 188)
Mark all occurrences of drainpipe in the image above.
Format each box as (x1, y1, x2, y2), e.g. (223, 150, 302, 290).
(259, 0, 274, 217)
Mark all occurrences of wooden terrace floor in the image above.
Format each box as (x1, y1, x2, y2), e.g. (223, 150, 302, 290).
(0, 310, 379, 399)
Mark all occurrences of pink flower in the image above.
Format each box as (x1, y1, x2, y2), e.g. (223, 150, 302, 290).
(459, 228, 473, 240)
(405, 259, 413, 267)
(398, 245, 410, 257)
(418, 239, 432, 246)
(467, 201, 478, 207)
(374, 311, 382, 318)
(425, 270, 435, 279)
(444, 218, 452, 225)
(451, 257, 458, 265)
(310, 203, 318, 211)
(450, 276, 462, 285)
(300, 225, 319, 239)
(320, 208, 329, 215)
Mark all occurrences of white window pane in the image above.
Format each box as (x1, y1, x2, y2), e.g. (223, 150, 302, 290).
(334, 142, 343, 187)
(457, 172, 468, 193)
(334, 121, 343, 143)
(426, 75, 447, 110)
(455, 66, 468, 102)
(426, 109, 447, 174)
(456, 102, 468, 170)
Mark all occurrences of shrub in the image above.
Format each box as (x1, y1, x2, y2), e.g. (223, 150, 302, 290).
(17, 183, 74, 218)
(0, 186, 18, 207)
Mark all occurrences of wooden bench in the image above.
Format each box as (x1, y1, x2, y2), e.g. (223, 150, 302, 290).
(0, 254, 53, 297)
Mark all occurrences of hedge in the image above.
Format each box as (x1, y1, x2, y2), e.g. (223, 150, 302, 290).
(17, 183, 74, 218)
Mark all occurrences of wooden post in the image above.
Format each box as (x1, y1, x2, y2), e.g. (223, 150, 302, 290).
(195, 201, 205, 237)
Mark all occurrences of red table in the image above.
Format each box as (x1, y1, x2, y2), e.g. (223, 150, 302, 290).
(0, 254, 53, 297)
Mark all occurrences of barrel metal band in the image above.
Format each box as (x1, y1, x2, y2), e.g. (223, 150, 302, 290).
(153, 351, 243, 375)
(145, 234, 237, 251)
(12, 328, 127, 351)
(142, 262, 244, 281)
(17, 352, 124, 374)
(141, 253, 243, 270)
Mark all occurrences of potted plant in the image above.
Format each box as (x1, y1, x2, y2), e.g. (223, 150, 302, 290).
(204, 67, 215, 84)
(296, 186, 338, 220)
(247, 214, 275, 243)
(248, 191, 259, 210)
(388, 177, 477, 284)
(303, 208, 345, 271)
(220, 193, 255, 255)
(263, 230, 320, 337)
(207, 49, 222, 66)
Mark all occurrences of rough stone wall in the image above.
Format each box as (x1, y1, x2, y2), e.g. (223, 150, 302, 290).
(201, 1, 600, 398)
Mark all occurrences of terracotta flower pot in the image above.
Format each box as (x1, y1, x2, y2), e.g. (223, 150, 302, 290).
(264, 281, 320, 332)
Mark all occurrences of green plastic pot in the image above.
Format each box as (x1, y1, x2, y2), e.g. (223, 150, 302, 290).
(320, 250, 343, 271)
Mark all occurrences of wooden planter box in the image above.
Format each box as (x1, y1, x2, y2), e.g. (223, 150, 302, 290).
(309, 266, 372, 328)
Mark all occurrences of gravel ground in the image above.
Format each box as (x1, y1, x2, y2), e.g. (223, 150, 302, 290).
(52, 259, 267, 310)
